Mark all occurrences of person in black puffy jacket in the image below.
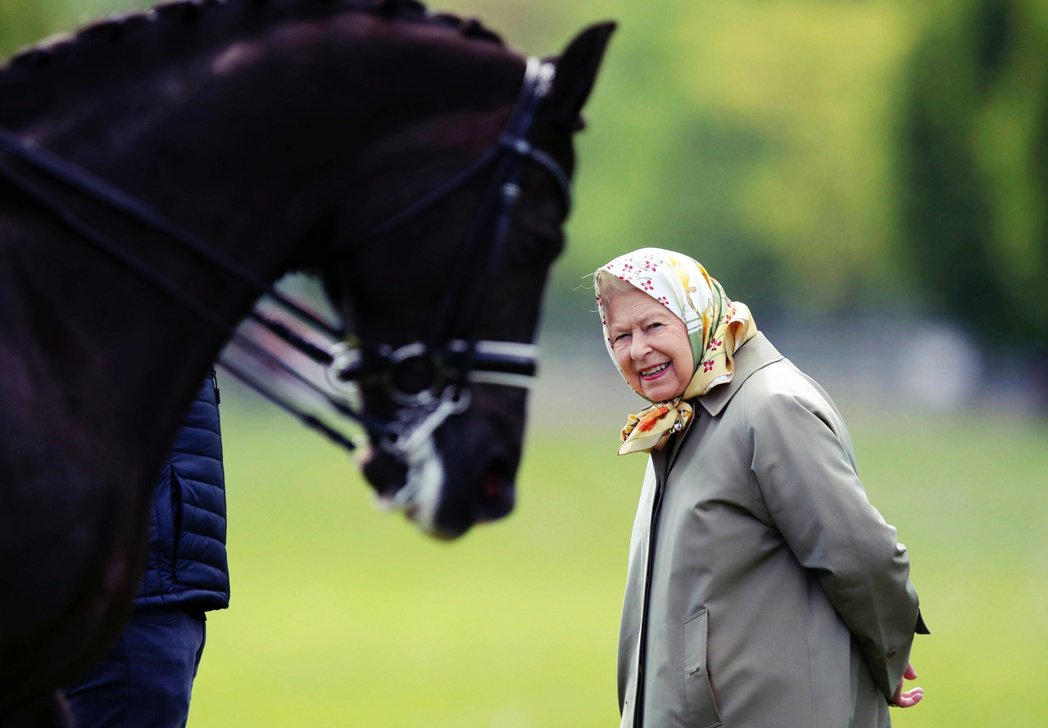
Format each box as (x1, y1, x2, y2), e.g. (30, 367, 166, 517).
(65, 373, 229, 728)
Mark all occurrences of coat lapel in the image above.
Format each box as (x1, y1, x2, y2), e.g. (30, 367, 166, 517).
(697, 332, 783, 417)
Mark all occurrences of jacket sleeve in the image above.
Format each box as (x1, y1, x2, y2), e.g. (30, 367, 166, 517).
(746, 384, 925, 701)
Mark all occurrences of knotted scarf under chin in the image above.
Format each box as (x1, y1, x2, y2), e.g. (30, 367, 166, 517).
(617, 301, 757, 455)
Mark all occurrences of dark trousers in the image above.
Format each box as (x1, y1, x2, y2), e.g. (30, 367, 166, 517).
(65, 608, 206, 728)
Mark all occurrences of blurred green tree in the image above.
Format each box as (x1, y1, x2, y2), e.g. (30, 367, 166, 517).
(549, 0, 929, 319)
(899, 0, 1048, 359)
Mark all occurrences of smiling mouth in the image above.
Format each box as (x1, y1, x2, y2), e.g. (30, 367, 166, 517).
(639, 362, 669, 379)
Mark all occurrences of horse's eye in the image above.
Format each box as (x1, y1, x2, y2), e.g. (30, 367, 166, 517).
(516, 216, 564, 263)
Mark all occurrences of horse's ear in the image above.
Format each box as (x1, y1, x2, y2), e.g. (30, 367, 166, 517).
(545, 22, 616, 131)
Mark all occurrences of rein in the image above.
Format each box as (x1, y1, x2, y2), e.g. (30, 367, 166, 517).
(0, 57, 566, 508)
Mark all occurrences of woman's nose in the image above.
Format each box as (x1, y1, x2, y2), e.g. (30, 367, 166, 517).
(630, 331, 651, 360)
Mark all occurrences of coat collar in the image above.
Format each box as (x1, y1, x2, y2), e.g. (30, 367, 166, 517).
(695, 332, 783, 417)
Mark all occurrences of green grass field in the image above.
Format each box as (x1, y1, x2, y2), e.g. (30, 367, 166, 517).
(189, 394, 1048, 727)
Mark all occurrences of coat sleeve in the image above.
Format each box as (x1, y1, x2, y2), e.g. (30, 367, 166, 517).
(746, 382, 925, 701)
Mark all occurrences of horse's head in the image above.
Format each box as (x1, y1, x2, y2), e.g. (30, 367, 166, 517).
(316, 21, 614, 538)
(0, 0, 611, 543)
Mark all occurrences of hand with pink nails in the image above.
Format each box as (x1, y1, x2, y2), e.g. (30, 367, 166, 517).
(891, 663, 924, 708)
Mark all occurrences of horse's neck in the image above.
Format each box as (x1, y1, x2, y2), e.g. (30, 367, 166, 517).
(4, 4, 520, 265)
(0, 208, 232, 467)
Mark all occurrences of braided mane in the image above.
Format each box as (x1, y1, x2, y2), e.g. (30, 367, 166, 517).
(0, 0, 505, 79)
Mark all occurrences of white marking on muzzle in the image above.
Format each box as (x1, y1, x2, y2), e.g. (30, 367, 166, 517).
(375, 388, 470, 534)
(376, 436, 444, 534)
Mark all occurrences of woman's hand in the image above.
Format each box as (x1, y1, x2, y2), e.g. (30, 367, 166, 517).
(891, 663, 924, 708)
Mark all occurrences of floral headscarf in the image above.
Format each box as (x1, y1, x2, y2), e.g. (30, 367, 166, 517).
(595, 248, 758, 455)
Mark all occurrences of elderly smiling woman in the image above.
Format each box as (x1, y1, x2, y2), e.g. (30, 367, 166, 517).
(594, 248, 929, 728)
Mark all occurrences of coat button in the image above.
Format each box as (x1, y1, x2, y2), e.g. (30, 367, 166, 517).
(886, 648, 897, 658)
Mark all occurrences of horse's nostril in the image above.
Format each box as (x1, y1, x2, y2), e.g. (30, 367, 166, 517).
(483, 467, 505, 500)
(477, 461, 514, 523)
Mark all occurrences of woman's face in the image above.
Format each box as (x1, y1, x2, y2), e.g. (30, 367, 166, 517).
(604, 285, 694, 402)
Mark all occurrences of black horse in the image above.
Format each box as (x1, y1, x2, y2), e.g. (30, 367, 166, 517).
(0, 0, 613, 723)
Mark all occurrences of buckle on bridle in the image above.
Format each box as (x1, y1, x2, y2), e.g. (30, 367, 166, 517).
(328, 339, 538, 398)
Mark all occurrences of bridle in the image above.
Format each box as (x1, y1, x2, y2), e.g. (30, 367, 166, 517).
(331, 55, 566, 460)
(0, 56, 569, 522)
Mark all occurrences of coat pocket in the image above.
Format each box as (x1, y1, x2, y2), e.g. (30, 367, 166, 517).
(168, 464, 186, 582)
(683, 608, 722, 728)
